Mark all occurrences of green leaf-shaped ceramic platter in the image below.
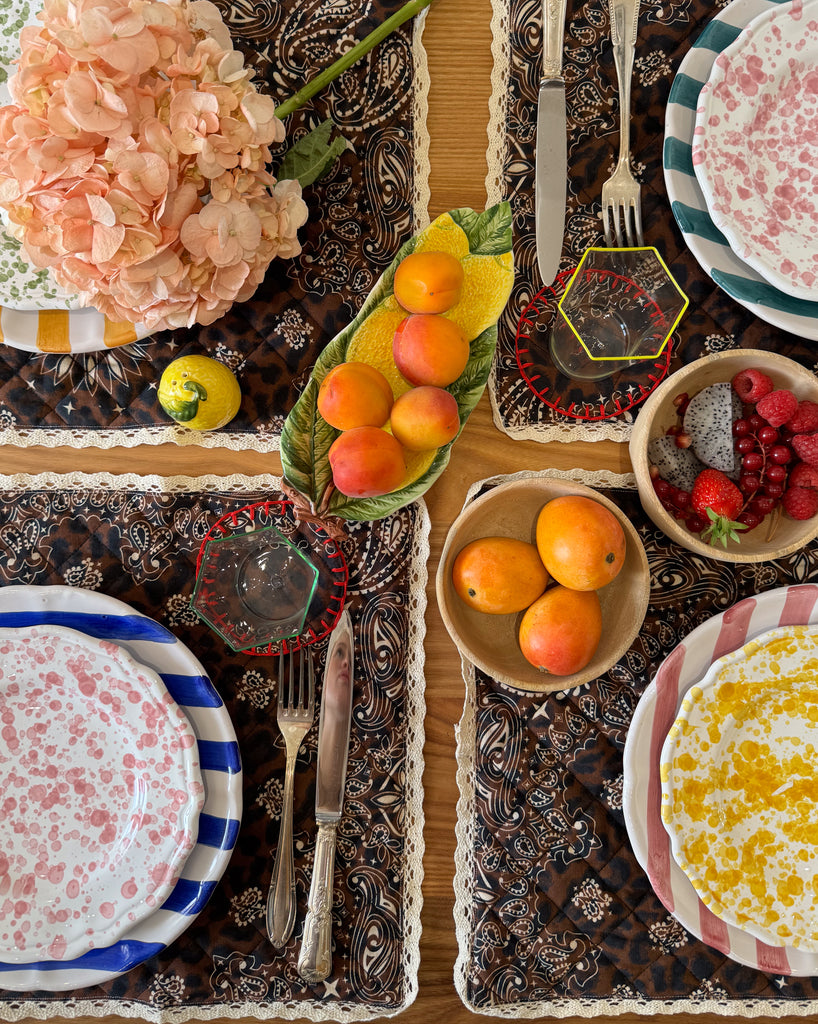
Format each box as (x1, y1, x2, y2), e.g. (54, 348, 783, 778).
(281, 202, 514, 522)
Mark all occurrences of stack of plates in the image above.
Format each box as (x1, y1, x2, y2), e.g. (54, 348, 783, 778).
(0, 585, 242, 992)
(624, 585, 818, 976)
(664, 0, 818, 340)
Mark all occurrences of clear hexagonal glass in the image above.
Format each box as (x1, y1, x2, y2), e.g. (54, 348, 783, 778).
(191, 525, 319, 652)
(549, 246, 689, 381)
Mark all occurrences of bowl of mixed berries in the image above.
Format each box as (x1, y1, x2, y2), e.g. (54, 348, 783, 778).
(630, 350, 818, 562)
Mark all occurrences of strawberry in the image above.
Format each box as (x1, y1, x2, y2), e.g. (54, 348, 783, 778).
(691, 468, 747, 547)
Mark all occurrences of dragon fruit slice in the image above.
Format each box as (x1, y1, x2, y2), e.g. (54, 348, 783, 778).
(648, 435, 706, 492)
(682, 382, 741, 474)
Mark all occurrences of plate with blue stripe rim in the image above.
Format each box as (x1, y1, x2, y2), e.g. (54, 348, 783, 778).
(0, 585, 242, 992)
(663, 0, 818, 341)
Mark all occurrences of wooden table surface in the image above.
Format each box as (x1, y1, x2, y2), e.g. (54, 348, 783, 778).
(4, 0, 800, 1020)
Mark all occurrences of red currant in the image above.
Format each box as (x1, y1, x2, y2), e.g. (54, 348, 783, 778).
(739, 474, 761, 493)
(736, 437, 756, 454)
(758, 425, 779, 447)
(764, 481, 784, 499)
(742, 452, 764, 472)
(767, 464, 787, 482)
(769, 444, 793, 464)
(732, 418, 751, 437)
(685, 514, 707, 533)
(751, 495, 777, 516)
(737, 511, 762, 531)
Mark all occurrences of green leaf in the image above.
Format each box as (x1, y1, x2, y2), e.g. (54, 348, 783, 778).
(450, 202, 512, 255)
(280, 202, 514, 522)
(279, 378, 336, 506)
(276, 119, 352, 188)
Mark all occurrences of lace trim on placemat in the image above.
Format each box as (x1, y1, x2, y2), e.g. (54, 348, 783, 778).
(487, 366, 637, 444)
(0, 472, 428, 1024)
(485, 0, 509, 206)
(411, 7, 432, 232)
(451, 468, 818, 1019)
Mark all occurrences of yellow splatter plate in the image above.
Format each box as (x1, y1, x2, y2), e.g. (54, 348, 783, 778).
(660, 624, 818, 950)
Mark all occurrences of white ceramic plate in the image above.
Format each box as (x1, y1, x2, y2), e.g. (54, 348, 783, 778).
(0, 306, 150, 354)
(0, 624, 204, 965)
(660, 623, 818, 952)
(623, 583, 818, 976)
(693, 0, 818, 299)
(0, 586, 242, 992)
(663, 0, 818, 340)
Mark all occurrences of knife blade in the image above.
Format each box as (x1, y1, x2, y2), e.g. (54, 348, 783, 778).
(297, 609, 354, 983)
(535, 0, 569, 287)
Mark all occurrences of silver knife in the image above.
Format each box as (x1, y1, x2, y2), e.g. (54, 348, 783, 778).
(535, 0, 569, 287)
(297, 609, 354, 983)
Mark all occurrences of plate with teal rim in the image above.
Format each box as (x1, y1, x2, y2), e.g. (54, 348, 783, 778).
(663, 0, 818, 341)
(0, 585, 242, 992)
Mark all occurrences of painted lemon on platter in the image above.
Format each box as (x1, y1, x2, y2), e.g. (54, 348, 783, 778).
(158, 355, 241, 431)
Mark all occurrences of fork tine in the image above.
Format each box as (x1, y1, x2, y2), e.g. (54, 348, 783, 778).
(633, 201, 644, 246)
(602, 205, 614, 247)
(624, 202, 636, 247)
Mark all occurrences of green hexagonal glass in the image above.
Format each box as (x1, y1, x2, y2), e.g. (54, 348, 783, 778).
(191, 525, 319, 652)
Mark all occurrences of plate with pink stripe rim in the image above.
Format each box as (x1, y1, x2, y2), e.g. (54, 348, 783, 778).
(623, 583, 818, 976)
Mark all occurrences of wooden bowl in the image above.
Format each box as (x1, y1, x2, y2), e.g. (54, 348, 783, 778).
(435, 476, 650, 694)
(629, 349, 818, 563)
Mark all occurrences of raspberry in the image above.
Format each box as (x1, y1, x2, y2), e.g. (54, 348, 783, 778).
(788, 462, 818, 489)
(786, 399, 818, 434)
(756, 388, 798, 428)
(792, 433, 818, 467)
(732, 368, 774, 404)
(782, 486, 818, 521)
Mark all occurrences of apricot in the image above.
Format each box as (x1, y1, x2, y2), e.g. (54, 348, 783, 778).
(452, 537, 550, 614)
(518, 586, 602, 675)
(536, 495, 626, 591)
(390, 386, 460, 451)
(393, 251, 464, 314)
(328, 426, 406, 498)
(393, 314, 470, 388)
(317, 361, 394, 431)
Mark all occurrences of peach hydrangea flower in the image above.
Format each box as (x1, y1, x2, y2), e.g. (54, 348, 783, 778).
(0, 0, 308, 332)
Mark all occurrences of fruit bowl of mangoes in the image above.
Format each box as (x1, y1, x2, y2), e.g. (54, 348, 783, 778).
(280, 204, 514, 524)
(630, 350, 818, 563)
(435, 475, 650, 693)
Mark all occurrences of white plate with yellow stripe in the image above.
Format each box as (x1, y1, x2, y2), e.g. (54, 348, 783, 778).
(0, 304, 148, 354)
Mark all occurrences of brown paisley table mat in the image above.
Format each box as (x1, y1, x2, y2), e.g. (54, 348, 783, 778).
(0, 0, 430, 451)
(486, 0, 818, 445)
(453, 469, 818, 1017)
(0, 471, 429, 1022)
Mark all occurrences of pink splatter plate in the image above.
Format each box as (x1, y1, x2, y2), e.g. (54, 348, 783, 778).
(0, 624, 204, 965)
(692, 0, 818, 300)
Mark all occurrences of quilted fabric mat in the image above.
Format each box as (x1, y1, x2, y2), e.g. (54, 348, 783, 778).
(0, 471, 428, 1022)
(453, 469, 818, 1016)
(0, 0, 430, 450)
(486, 0, 818, 444)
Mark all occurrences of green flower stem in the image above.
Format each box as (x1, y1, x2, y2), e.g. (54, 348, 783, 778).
(274, 0, 434, 119)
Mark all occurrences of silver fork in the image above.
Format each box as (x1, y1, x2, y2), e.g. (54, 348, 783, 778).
(601, 0, 643, 246)
(266, 645, 315, 948)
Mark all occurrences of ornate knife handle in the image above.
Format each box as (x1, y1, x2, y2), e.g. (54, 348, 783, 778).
(297, 820, 338, 984)
(542, 0, 569, 80)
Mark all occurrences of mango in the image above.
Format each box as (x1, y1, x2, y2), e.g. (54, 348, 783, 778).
(518, 586, 602, 675)
(390, 386, 460, 451)
(452, 537, 550, 615)
(328, 426, 406, 498)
